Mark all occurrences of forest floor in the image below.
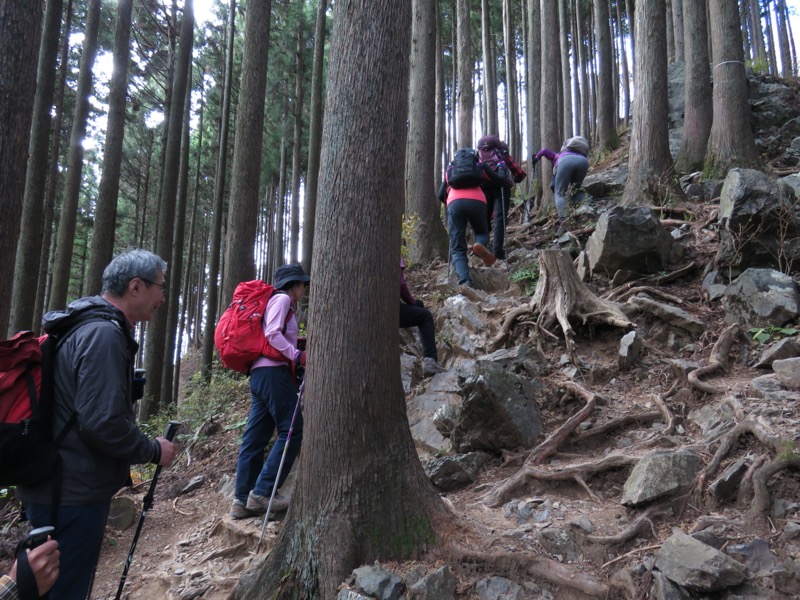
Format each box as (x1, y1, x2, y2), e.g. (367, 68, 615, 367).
(80, 182, 800, 599)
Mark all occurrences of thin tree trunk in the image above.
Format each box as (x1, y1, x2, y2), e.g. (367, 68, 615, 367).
(481, 0, 498, 135)
(526, 0, 542, 208)
(616, 0, 631, 126)
(540, 0, 560, 211)
(10, 0, 63, 334)
(558, 0, 572, 137)
(672, 0, 684, 62)
(289, 7, 304, 265)
(142, 0, 194, 419)
(86, 0, 134, 296)
(300, 0, 327, 275)
(201, 0, 236, 381)
(456, 0, 474, 147)
(48, 0, 101, 312)
(775, 0, 792, 77)
(503, 0, 521, 156)
(594, 0, 619, 151)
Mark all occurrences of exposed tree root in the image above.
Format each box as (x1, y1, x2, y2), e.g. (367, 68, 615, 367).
(606, 286, 684, 305)
(687, 323, 741, 394)
(698, 420, 781, 488)
(525, 382, 597, 466)
(482, 454, 638, 508)
(746, 454, 800, 534)
(571, 411, 662, 444)
(489, 298, 535, 351)
(652, 394, 676, 435)
(533, 250, 634, 360)
(602, 262, 698, 302)
(587, 509, 670, 546)
(452, 547, 610, 597)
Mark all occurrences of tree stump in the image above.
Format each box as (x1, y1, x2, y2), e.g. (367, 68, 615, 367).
(532, 250, 634, 359)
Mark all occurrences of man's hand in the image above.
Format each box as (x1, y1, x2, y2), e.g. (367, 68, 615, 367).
(155, 437, 177, 467)
(10, 539, 60, 596)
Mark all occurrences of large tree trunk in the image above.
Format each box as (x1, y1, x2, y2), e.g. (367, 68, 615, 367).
(9, 0, 62, 335)
(48, 0, 101, 312)
(775, 0, 792, 77)
(85, 0, 133, 296)
(406, 0, 448, 264)
(300, 0, 327, 275)
(201, 0, 236, 381)
(675, 0, 712, 173)
(237, 2, 449, 597)
(557, 0, 572, 138)
(622, 0, 684, 206)
(141, 0, 194, 419)
(435, 4, 446, 186)
(594, 0, 619, 152)
(615, 0, 631, 126)
(526, 0, 541, 198)
(456, 0, 474, 147)
(706, 0, 760, 173)
(672, 0, 684, 62)
(502, 0, 521, 157)
(221, 0, 272, 304)
(481, 0, 498, 135)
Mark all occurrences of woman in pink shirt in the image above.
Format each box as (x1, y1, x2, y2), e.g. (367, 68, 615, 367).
(230, 263, 309, 519)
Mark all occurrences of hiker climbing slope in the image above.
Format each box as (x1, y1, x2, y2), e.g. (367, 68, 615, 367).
(534, 135, 590, 222)
(399, 258, 446, 376)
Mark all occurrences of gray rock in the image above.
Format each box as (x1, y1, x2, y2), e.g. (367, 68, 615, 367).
(535, 528, 580, 562)
(687, 401, 737, 443)
(425, 452, 488, 491)
(727, 538, 778, 576)
(586, 206, 673, 276)
(351, 564, 405, 600)
(408, 390, 459, 453)
(107, 497, 137, 530)
(449, 362, 544, 453)
(722, 269, 800, 327)
(619, 330, 642, 371)
(709, 458, 750, 502)
(754, 338, 800, 368)
(651, 571, 691, 600)
(627, 295, 705, 334)
(407, 566, 456, 600)
(750, 373, 788, 397)
(621, 449, 704, 506)
(773, 357, 800, 389)
(703, 269, 728, 302)
(477, 344, 546, 379)
(475, 576, 525, 600)
(655, 529, 748, 592)
(337, 591, 372, 600)
(180, 475, 205, 495)
(716, 168, 800, 276)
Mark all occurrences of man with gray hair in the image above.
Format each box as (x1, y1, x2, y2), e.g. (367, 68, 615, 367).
(17, 249, 177, 600)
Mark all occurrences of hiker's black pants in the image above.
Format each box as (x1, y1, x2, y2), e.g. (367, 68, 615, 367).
(399, 303, 438, 361)
(485, 186, 511, 259)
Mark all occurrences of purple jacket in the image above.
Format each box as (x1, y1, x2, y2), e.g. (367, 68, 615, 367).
(535, 148, 587, 170)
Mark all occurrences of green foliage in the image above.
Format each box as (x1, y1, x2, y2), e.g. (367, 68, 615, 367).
(777, 439, 799, 460)
(747, 326, 798, 345)
(747, 56, 770, 74)
(180, 368, 251, 435)
(509, 265, 540, 295)
(402, 212, 420, 265)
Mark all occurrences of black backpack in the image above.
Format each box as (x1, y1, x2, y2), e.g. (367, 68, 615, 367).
(446, 148, 485, 189)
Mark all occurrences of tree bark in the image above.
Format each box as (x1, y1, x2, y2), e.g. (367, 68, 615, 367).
(622, 0, 684, 206)
(672, 0, 684, 62)
(221, 0, 272, 305)
(675, 0, 712, 174)
(557, 0, 572, 138)
(594, 0, 619, 152)
(10, 0, 62, 334)
(407, 0, 448, 264)
(502, 0, 521, 157)
(85, 0, 134, 296)
(526, 0, 541, 191)
(706, 0, 760, 173)
(202, 0, 236, 380)
(539, 0, 560, 211)
(456, 0, 474, 147)
(289, 4, 304, 265)
(237, 2, 449, 597)
(481, 0, 498, 135)
(142, 0, 194, 419)
(300, 0, 327, 275)
(48, 0, 101, 313)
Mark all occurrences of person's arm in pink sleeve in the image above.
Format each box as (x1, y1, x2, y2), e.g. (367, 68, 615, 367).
(264, 294, 298, 361)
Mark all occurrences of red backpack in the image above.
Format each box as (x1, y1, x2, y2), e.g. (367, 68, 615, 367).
(214, 280, 292, 374)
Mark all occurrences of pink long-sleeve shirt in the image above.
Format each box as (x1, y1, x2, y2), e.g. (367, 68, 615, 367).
(250, 292, 301, 368)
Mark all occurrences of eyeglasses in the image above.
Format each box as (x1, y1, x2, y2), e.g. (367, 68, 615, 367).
(140, 278, 168, 297)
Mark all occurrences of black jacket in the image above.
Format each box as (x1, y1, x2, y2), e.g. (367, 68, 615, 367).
(18, 297, 158, 505)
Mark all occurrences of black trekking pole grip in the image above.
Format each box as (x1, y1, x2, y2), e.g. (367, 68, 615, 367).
(114, 421, 181, 600)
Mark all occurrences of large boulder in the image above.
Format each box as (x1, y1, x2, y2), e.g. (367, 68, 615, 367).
(716, 168, 800, 277)
(721, 268, 800, 327)
(586, 206, 673, 277)
(446, 361, 544, 453)
(655, 529, 748, 592)
(621, 449, 704, 506)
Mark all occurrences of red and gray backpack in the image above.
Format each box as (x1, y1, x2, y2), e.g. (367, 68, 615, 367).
(214, 280, 292, 374)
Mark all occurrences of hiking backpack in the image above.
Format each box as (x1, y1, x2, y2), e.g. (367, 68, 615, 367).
(214, 280, 292, 374)
(0, 316, 90, 487)
(445, 148, 486, 189)
(478, 147, 515, 188)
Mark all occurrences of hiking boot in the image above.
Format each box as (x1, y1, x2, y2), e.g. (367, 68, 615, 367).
(230, 499, 252, 520)
(422, 357, 446, 376)
(246, 490, 290, 514)
(471, 243, 496, 266)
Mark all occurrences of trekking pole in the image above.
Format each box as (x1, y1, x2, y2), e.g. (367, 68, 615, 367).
(256, 379, 305, 552)
(114, 420, 181, 600)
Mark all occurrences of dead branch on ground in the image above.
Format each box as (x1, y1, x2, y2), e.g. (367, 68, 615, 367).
(452, 547, 610, 598)
(687, 323, 741, 394)
(533, 250, 634, 360)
